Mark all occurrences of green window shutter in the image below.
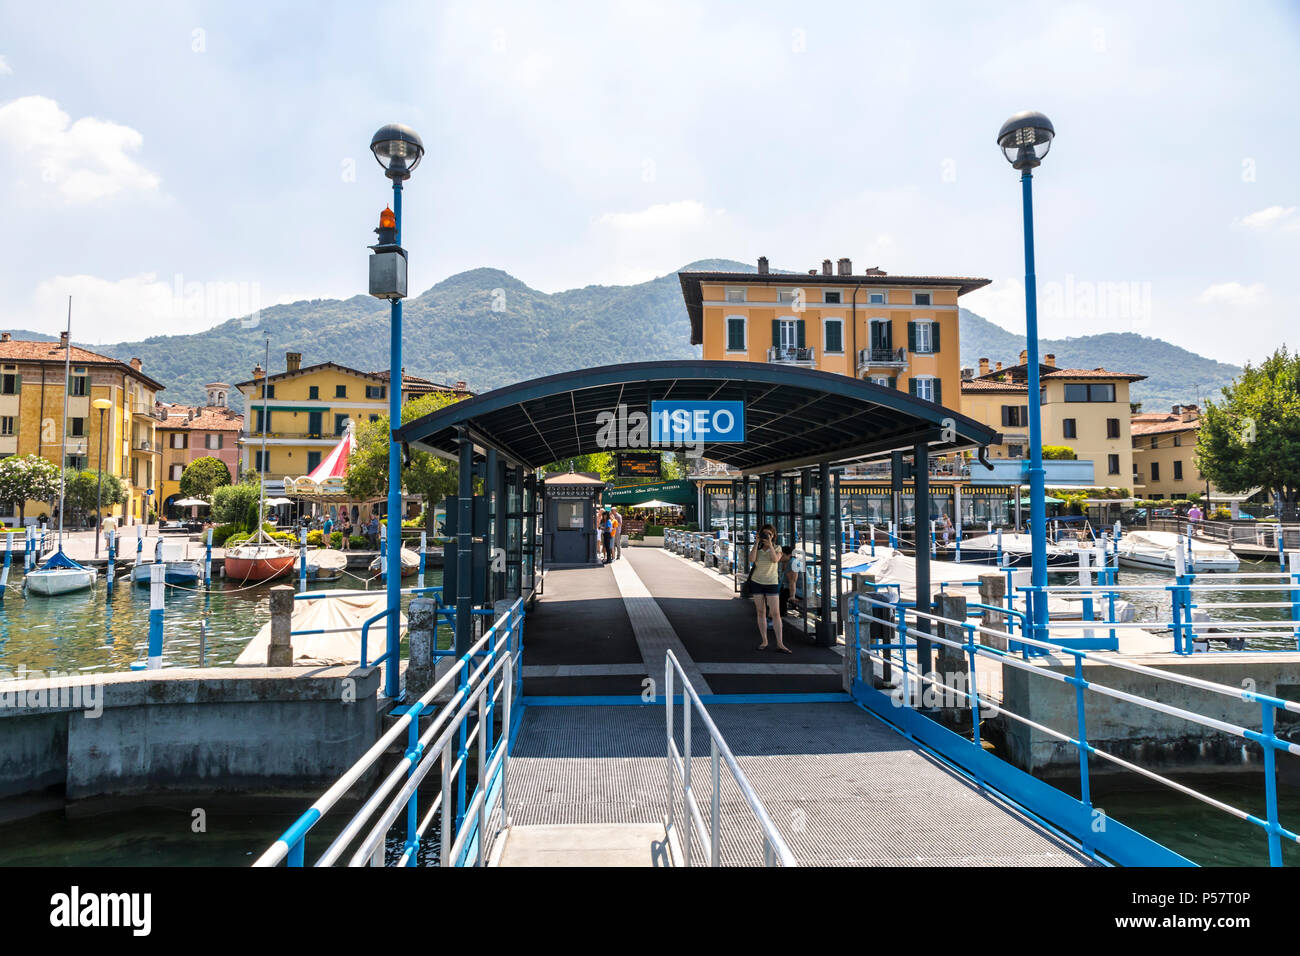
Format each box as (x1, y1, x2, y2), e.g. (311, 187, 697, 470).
(907, 322, 918, 352)
(931, 322, 940, 353)
(908, 378, 918, 397)
(889, 376, 898, 390)
(771, 319, 780, 347)
(796, 320, 806, 349)
(826, 322, 842, 353)
(933, 378, 942, 406)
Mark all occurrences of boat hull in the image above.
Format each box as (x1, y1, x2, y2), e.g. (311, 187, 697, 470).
(26, 567, 97, 595)
(1117, 553, 1240, 574)
(224, 553, 297, 582)
(131, 561, 202, 586)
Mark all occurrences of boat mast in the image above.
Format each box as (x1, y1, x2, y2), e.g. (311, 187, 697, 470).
(57, 296, 71, 547)
(258, 332, 269, 541)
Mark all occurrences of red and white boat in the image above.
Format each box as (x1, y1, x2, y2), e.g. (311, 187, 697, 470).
(224, 538, 298, 582)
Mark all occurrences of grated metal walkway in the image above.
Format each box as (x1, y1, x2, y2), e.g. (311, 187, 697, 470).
(507, 702, 1093, 866)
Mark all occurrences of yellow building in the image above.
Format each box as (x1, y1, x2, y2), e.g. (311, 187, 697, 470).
(156, 383, 244, 516)
(234, 352, 472, 491)
(679, 257, 989, 406)
(0, 332, 164, 524)
(961, 353, 1144, 487)
(1131, 404, 1214, 499)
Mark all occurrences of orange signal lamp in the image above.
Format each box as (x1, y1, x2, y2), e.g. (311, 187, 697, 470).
(379, 207, 396, 230)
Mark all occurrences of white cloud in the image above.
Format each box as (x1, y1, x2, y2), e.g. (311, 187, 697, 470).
(959, 278, 1027, 335)
(1232, 205, 1298, 231)
(592, 200, 736, 284)
(0, 56, 12, 76)
(0, 95, 160, 203)
(1199, 281, 1268, 308)
(22, 272, 263, 342)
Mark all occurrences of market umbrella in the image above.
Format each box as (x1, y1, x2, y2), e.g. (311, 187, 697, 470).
(174, 497, 210, 507)
(264, 497, 295, 507)
(637, 499, 682, 509)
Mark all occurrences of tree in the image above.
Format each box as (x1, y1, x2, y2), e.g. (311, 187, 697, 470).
(345, 392, 465, 528)
(540, 452, 615, 480)
(180, 456, 233, 500)
(1041, 445, 1077, 460)
(62, 469, 126, 528)
(1197, 347, 1300, 514)
(0, 455, 60, 523)
(212, 482, 261, 530)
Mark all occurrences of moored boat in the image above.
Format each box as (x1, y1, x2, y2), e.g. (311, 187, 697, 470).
(306, 548, 347, 581)
(1116, 530, 1239, 573)
(369, 547, 419, 578)
(225, 541, 299, 582)
(25, 550, 96, 596)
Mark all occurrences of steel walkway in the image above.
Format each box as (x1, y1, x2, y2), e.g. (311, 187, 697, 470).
(505, 701, 1092, 866)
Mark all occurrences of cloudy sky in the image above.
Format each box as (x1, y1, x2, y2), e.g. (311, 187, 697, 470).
(0, 0, 1296, 362)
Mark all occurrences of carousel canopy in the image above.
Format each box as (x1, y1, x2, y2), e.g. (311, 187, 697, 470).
(285, 425, 357, 497)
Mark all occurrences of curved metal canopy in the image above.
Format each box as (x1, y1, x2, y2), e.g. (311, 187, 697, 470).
(394, 360, 1000, 475)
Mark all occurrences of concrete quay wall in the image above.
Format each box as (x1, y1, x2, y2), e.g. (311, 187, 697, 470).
(0, 665, 383, 817)
(1002, 651, 1300, 776)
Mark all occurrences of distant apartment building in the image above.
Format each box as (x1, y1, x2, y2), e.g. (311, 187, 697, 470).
(960, 353, 1145, 486)
(157, 383, 244, 515)
(0, 332, 164, 524)
(679, 257, 990, 406)
(233, 352, 471, 492)
(1131, 404, 1215, 499)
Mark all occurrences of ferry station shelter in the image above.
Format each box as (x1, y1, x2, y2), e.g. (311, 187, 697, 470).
(395, 359, 999, 693)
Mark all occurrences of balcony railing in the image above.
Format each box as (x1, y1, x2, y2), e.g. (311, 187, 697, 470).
(767, 346, 816, 366)
(130, 402, 164, 421)
(856, 346, 907, 371)
(243, 430, 337, 442)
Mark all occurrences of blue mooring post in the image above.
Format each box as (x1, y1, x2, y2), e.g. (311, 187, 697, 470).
(418, 530, 427, 588)
(106, 529, 116, 595)
(24, 525, 34, 572)
(0, 532, 11, 602)
(204, 527, 212, 587)
(298, 528, 308, 593)
(1288, 552, 1300, 649)
(155, 537, 163, 566)
(136, 525, 143, 567)
(868, 523, 876, 557)
(132, 562, 165, 670)
(380, 520, 388, 581)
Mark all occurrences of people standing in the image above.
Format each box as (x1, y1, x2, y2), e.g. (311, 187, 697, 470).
(749, 524, 790, 653)
(339, 512, 352, 551)
(323, 513, 334, 546)
(611, 507, 623, 560)
(600, 508, 614, 563)
(101, 512, 118, 552)
(367, 515, 380, 551)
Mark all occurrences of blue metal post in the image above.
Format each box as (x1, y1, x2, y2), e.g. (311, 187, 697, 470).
(385, 178, 404, 701)
(203, 527, 212, 588)
(0, 532, 10, 602)
(1019, 169, 1049, 644)
(1262, 703, 1282, 866)
(136, 525, 143, 567)
(1288, 553, 1300, 648)
(106, 529, 115, 594)
(132, 562, 165, 670)
(418, 530, 427, 588)
(298, 528, 308, 592)
(25, 525, 33, 572)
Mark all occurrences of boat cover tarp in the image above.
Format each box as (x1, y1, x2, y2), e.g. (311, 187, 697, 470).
(1122, 530, 1235, 559)
(38, 549, 86, 571)
(235, 590, 408, 666)
(306, 548, 348, 572)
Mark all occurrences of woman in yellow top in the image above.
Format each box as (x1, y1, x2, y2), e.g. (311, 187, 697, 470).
(748, 524, 790, 653)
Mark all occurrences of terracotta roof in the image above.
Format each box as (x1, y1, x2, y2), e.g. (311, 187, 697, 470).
(961, 379, 1028, 393)
(235, 359, 472, 394)
(1044, 367, 1147, 382)
(157, 403, 243, 431)
(0, 340, 166, 390)
(1130, 416, 1200, 437)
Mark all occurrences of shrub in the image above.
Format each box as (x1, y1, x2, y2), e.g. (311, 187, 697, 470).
(212, 484, 261, 529)
(644, 524, 665, 537)
(349, 535, 369, 549)
(1041, 445, 1076, 460)
(306, 529, 324, 547)
(330, 531, 343, 548)
(210, 523, 239, 547)
(225, 532, 250, 547)
(270, 532, 298, 545)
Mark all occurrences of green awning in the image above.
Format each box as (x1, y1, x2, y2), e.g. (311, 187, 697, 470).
(1018, 495, 1064, 505)
(604, 479, 695, 506)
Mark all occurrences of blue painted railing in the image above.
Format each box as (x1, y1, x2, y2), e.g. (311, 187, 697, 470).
(849, 590, 1300, 865)
(256, 596, 525, 867)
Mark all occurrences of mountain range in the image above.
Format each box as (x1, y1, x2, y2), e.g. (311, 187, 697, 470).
(3, 258, 1240, 414)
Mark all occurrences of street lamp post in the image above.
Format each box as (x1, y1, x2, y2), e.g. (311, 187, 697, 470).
(93, 397, 113, 558)
(369, 123, 424, 702)
(997, 110, 1056, 643)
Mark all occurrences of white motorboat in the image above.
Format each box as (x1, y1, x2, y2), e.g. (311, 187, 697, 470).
(1116, 530, 1240, 574)
(131, 540, 201, 585)
(306, 548, 347, 581)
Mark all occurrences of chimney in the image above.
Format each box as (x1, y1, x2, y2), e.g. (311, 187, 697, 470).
(995, 361, 1003, 372)
(0, 333, 10, 342)
(821, 259, 833, 276)
(253, 363, 265, 381)
(757, 256, 769, 275)
(60, 331, 69, 348)
(1018, 349, 1028, 366)
(130, 357, 142, 371)
(960, 367, 974, 381)
(1044, 353, 1056, 368)
(454, 381, 467, 391)
(978, 358, 990, 376)
(1171, 403, 1181, 415)
(837, 257, 852, 276)
(286, 351, 302, 373)
(863, 266, 887, 276)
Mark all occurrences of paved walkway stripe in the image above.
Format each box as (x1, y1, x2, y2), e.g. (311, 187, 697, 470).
(607, 557, 713, 694)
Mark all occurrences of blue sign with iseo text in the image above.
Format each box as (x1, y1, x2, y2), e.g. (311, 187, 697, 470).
(650, 400, 745, 444)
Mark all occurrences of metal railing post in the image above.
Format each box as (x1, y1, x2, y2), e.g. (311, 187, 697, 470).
(1262, 702, 1282, 867)
(682, 685, 692, 868)
(665, 654, 674, 837)
(710, 737, 720, 867)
